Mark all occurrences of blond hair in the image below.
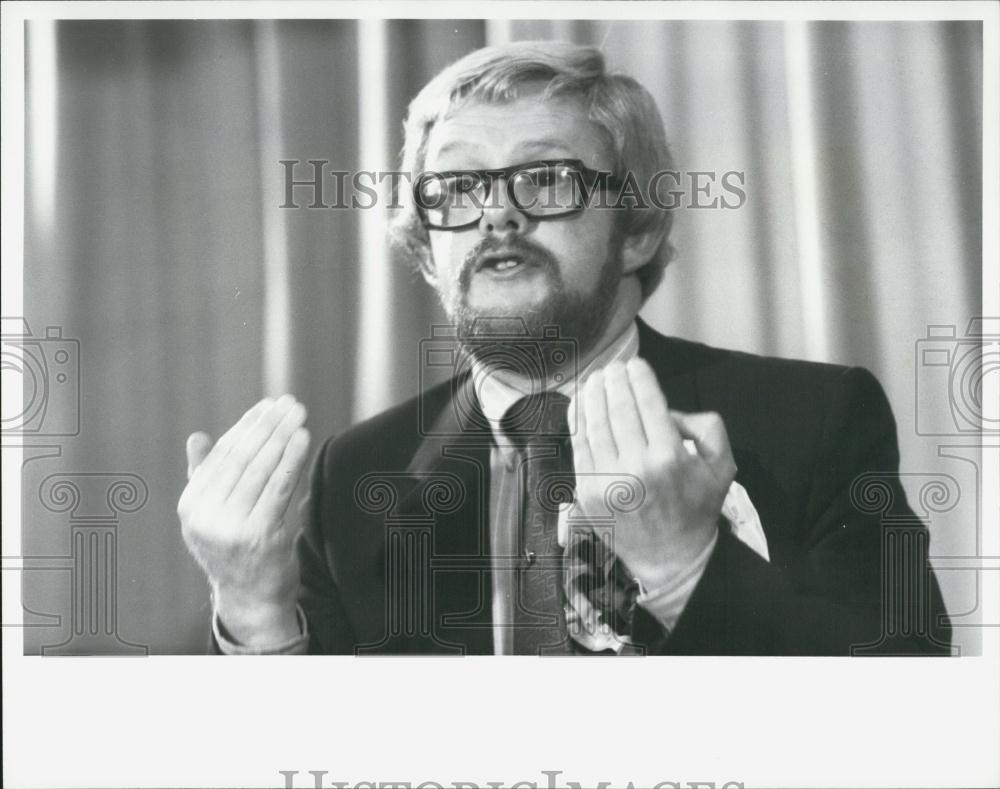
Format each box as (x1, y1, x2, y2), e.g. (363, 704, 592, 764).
(388, 40, 676, 300)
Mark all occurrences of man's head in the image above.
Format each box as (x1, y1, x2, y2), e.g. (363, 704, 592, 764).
(390, 41, 675, 360)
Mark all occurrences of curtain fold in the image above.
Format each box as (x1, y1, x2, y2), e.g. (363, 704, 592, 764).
(22, 19, 982, 653)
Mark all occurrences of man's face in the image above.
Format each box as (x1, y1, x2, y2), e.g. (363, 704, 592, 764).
(421, 86, 624, 355)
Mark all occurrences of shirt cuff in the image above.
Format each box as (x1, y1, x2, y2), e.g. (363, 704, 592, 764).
(212, 604, 309, 655)
(634, 528, 719, 635)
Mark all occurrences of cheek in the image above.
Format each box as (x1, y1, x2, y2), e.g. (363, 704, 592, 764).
(428, 234, 471, 279)
(540, 215, 616, 278)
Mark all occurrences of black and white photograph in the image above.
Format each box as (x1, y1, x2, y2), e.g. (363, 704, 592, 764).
(2, 2, 998, 787)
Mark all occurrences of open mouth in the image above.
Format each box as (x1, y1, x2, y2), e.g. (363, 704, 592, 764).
(476, 253, 533, 277)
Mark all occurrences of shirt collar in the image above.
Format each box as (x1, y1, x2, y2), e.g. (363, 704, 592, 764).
(470, 320, 640, 445)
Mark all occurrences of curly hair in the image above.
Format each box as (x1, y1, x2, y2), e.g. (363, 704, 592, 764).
(387, 40, 677, 301)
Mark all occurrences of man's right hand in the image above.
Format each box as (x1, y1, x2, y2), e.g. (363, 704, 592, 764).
(177, 395, 312, 647)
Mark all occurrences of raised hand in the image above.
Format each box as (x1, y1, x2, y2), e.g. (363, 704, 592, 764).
(569, 358, 736, 590)
(177, 394, 311, 645)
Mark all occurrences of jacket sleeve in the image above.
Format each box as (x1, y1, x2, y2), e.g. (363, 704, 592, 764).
(635, 366, 953, 655)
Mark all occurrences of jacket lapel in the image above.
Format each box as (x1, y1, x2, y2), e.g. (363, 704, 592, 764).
(393, 374, 495, 655)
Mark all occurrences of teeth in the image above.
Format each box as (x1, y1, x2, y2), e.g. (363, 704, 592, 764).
(493, 258, 519, 271)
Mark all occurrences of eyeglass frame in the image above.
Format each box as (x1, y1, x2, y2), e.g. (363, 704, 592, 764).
(412, 158, 625, 231)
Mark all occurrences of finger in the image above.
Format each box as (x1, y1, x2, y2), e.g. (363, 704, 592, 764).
(671, 410, 737, 483)
(626, 358, 681, 450)
(212, 394, 299, 502)
(582, 370, 618, 462)
(190, 398, 273, 481)
(250, 427, 312, 527)
(568, 394, 594, 474)
(216, 398, 274, 454)
(228, 400, 308, 513)
(603, 361, 647, 451)
(184, 398, 275, 499)
(186, 432, 213, 480)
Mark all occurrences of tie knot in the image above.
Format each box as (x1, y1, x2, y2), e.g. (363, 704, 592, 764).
(500, 391, 571, 450)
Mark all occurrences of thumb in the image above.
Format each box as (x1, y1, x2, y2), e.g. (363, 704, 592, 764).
(186, 431, 213, 480)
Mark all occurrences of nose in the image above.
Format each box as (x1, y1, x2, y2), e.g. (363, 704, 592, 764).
(479, 180, 529, 236)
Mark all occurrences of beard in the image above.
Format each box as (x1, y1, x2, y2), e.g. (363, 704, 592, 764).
(442, 233, 624, 379)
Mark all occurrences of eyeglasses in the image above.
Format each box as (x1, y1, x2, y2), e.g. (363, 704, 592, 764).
(413, 159, 624, 231)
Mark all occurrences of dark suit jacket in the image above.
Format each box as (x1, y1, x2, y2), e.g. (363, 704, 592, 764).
(287, 320, 952, 655)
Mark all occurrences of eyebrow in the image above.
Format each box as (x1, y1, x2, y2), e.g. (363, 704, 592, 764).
(516, 138, 575, 157)
(432, 137, 576, 164)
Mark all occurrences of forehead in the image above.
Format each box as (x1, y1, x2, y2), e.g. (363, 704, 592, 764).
(424, 88, 611, 170)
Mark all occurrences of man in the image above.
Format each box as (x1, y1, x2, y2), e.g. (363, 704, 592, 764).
(177, 41, 952, 655)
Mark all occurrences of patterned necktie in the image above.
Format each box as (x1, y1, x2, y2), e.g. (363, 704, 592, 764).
(501, 392, 575, 655)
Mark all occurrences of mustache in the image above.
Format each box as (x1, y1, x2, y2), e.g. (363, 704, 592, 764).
(458, 236, 560, 289)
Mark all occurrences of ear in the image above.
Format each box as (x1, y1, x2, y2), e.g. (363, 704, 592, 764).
(620, 228, 663, 276)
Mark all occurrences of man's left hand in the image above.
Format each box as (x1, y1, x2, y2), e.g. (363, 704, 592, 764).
(569, 358, 737, 590)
